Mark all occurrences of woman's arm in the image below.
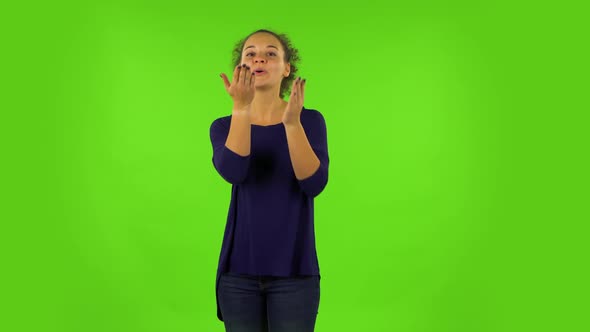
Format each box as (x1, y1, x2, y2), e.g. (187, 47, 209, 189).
(285, 111, 329, 198)
(210, 107, 252, 184)
(225, 107, 251, 156)
(285, 122, 320, 180)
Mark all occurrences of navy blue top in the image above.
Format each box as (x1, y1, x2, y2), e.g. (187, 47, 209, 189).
(209, 107, 329, 321)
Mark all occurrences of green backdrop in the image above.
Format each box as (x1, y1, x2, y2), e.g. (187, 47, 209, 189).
(1, 1, 587, 332)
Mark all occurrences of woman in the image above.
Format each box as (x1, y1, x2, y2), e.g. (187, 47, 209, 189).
(210, 29, 330, 332)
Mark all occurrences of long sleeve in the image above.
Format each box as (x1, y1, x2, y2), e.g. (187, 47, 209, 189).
(297, 110, 329, 198)
(210, 118, 251, 184)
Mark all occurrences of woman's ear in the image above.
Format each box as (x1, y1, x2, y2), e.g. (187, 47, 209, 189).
(284, 63, 291, 77)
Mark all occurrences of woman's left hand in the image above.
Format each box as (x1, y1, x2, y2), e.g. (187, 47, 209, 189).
(282, 77, 306, 126)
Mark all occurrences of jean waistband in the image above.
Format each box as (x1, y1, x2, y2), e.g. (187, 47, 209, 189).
(223, 272, 313, 280)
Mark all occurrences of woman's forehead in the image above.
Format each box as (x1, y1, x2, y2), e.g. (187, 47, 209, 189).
(245, 34, 281, 49)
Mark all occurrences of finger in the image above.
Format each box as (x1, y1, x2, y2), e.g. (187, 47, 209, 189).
(220, 73, 230, 91)
(239, 64, 247, 85)
(292, 77, 298, 96)
(297, 77, 302, 103)
(301, 78, 305, 102)
(246, 66, 252, 87)
(248, 69, 255, 87)
(241, 64, 250, 86)
(246, 66, 252, 86)
(289, 78, 297, 102)
(234, 64, 242, 85)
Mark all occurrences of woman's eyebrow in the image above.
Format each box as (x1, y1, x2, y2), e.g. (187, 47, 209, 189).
(245, 45, 279, 50)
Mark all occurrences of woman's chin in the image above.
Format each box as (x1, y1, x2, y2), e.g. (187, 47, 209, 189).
(253, 82, 275, 89)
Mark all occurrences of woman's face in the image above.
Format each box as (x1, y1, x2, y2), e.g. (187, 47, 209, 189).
(240, 33, 290, 89)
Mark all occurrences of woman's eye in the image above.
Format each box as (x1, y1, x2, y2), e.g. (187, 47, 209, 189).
(246, 52, 276, 56)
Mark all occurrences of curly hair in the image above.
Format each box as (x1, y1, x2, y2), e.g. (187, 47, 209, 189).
(231, 29, 301, 99)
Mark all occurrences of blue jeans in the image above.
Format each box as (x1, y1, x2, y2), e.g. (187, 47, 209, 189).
(218, 272, 320, 332)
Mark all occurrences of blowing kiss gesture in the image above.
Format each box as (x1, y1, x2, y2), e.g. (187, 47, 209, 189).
(282, 77, 306, 126)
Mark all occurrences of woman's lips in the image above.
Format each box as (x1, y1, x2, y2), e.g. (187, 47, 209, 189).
(254, 71, 267, 76)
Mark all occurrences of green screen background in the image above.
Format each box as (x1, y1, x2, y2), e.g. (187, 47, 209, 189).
(1, 1, 587, 332)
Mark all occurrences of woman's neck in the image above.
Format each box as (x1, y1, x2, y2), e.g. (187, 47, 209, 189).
(250, 90, 286, 122)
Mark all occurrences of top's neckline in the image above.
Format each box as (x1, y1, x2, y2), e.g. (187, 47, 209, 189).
(248, 107, 306, 127)
(251, 122, 283, 127)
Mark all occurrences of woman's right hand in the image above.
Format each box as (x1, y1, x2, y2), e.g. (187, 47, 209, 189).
(220, 64, 256, 110)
